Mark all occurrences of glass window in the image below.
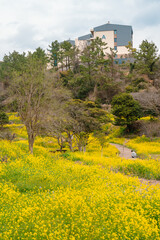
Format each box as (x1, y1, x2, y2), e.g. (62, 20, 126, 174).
(114, 46, 117, 50)
(114, 30, 117, 35)
(102, 35, 106, 39)
(87, 40, 90, 46)
(54, 60, 57, 66)
(114, 38, 117, 42)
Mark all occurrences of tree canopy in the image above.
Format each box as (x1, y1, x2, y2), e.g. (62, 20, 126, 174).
(9, 51, 55, 153)
(111, 93, 142, 130)
(1, 37, 160, 151)
(134, 40, 159, 76)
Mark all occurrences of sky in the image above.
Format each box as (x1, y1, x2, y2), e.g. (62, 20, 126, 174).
(0, 0, 160, 60)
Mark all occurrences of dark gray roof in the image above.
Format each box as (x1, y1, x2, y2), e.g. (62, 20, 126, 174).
(67, 40, 75, 46)
(94, 23, 133, 46)
(78, 34, 92, 40)
(60, 39, 75, 46)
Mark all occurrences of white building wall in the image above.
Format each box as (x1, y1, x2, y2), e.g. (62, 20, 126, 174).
(75, 38, 88, 52)
(75, 28, 130, 57)
(93, 31, 114, 54)
(117, 46, 129, 56)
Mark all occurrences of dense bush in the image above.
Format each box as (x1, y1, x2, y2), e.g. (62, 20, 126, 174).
(0, 112, 9, 127)
(111, 93, 142, 131)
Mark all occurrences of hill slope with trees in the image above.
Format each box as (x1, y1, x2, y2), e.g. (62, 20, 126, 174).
(1, 38, 160, 152)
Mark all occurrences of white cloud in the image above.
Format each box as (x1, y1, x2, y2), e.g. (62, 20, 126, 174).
(0, 0, 160, 59)
(134, 24, 160, 51)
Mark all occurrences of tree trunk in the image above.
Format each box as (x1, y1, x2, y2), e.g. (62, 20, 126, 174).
(68, 140, 73, 151)
(67, 133, 73, 151)
(83, 145, 86, 153)
(57, 136, 65, 150)
(77, 140, 82, 151)
(78, 145, 82, 151)
(28, 131, 35, 154)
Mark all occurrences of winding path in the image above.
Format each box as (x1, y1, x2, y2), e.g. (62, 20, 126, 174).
(110, 143, 160, 186)
(110, 143, 135, 159)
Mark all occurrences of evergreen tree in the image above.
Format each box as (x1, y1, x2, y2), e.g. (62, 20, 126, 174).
(60, 41, 72, 70)
(48, 40, 60, 68)
(111, 93, 142, 131)
(0, 51, 26, 86)
(134, 40, 159, 76)
(66, 37, 108, 99)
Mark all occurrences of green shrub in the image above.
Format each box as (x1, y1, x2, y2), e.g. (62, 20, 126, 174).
(135, 135, 151, 143)
(0, 112, 9, 127)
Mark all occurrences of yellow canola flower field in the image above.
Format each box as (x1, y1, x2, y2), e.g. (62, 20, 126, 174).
(70, 151, 160, 178)
(0, 154, 160, 240)
(127, 139, 160, 156)
(112, 135, 160, 158)
(0, 115, 160, 239)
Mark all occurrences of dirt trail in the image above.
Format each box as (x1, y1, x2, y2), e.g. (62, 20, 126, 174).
(110, 143, 160, 187)
(110, 143, 134, 159)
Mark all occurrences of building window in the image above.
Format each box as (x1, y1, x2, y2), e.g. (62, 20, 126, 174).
(114, 46, 117, 50)
(102, 35, 106, 39)
(87, 40, 91, 46)
(54, 59, 57, 66)
(114, 38, 117, 42)
(114, 30, 117, 35)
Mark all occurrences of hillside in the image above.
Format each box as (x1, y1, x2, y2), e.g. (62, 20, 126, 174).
(0, 113, 160, 239)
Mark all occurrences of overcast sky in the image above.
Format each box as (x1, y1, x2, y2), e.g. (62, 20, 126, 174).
(0, 0, 160, 60)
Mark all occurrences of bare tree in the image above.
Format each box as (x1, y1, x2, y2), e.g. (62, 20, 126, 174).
(132, 88, 160, 117)
(10, 53, 58, 153)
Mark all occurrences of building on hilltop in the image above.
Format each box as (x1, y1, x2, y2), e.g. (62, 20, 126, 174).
(75, 22, 133, 63)
(47, 22, 133, 69)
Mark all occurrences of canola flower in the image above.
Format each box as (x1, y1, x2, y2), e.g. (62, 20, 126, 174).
(68, 151, 160, 180)
(7, 112, 21, 124)
(0, 114, 160, 239)
(0, 158, 160, 239)
(127, 138, 160, 157)
(111, 135, 160, 158)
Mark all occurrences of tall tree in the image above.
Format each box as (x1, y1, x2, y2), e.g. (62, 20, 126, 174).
(69, 46, 80, 73)
(66, 37, 108, 99)
(32, 47, 48, 65)
(94, 48, 122, 103)
(48, 40, 60, 68)
(0, 51, 27, 111)
(9, 51, 54, 153)
(80, 37, 107, 81)
(0, 51, 26, 86)
(60, 41, 72, 70)
(134, 40, 159, 76)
